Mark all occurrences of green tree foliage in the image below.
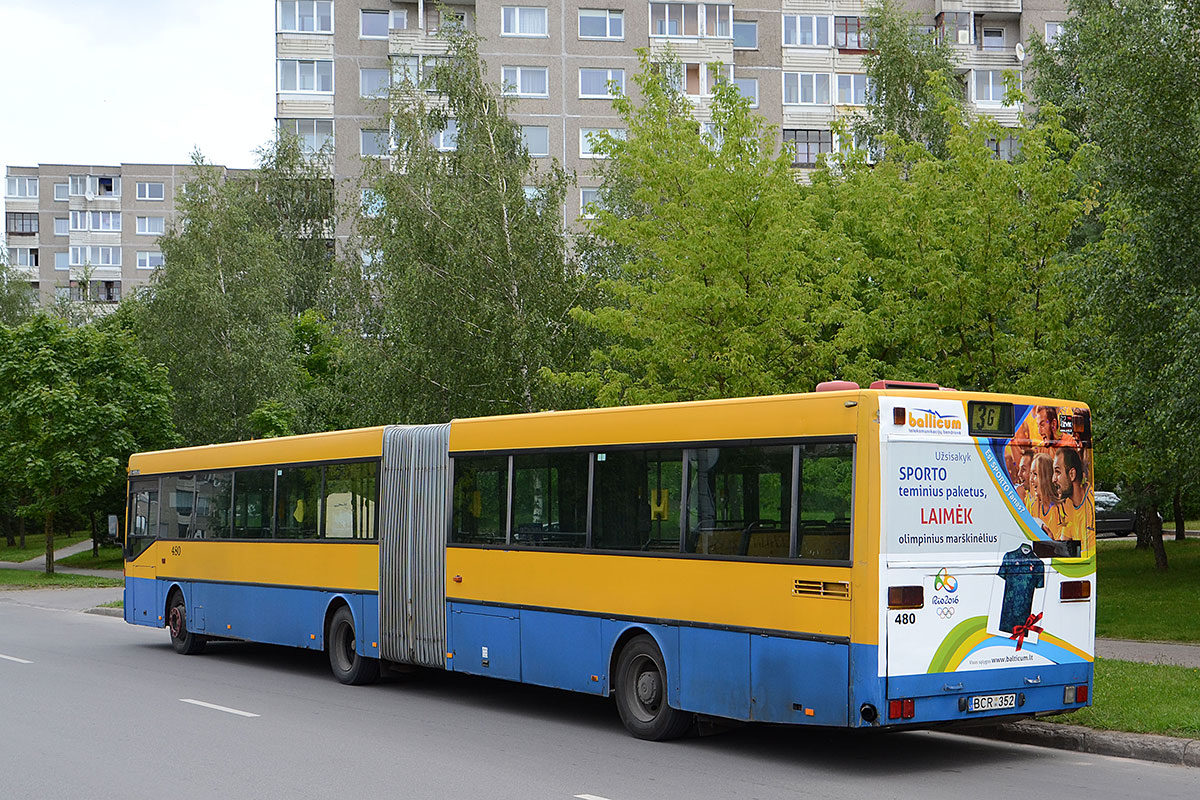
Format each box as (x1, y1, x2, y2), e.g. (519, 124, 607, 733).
(0, 315, 175, 572)
(1031, 1, 1200, 568)
(0, 253, 36, 326)
(557, 54, 881, 405)
(856, 0, 963, 158)
(351, 26, 593, 421)
(118, 139, 339, 444)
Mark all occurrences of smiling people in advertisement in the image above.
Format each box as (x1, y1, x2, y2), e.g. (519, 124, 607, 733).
(1005, 406, 1093, 550)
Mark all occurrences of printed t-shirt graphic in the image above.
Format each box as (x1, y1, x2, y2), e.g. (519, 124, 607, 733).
(997, 543, 1045, 634)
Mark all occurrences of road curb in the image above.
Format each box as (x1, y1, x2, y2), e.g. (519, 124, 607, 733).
(85, 607, 124, 618)
(965, 720, 1200, 767)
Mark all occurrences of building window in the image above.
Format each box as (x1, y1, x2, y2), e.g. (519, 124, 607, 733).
(834, 16, 869, 49)
(391, 9, 408, 29)
(432, 120, 459, 151)
(520, 126, 550, 157)
(69, 175, 86, 196)
(733, 76, 758, 107)
(501, 66, 549, 97)
(732, 19, 756, 49)
(6, 212, 38, 235)
(360, 9, 390, 38)
(579, 9, 623, 39)
(90, 211, 122, 232)
(137, 251, 165, 269)
(137, 216, 165, 235)
(1045, 22, 1064, 47)
(361, 128, 389, 157)
(54, 251, 69, 269)
(5, 177, 38, 198)
(278, 59, 334, 93)
(360, 67, 390, 98)
(784, 129, 833, 167)
(278, 118, 334, 153)
(502, 7, 548, 37)
(936, 12, 972, 46)
(975, 69, 1018, 104)
(836, 73, 870, 105)
(431, 9, 465, 32)
(54, 217, 68, 236)
(70, 246, 121, 266)
(361, 189, 384, 217)
(783, 15, 829, 47)
(580, 188, 602, 219)
(666, 62, 729, 98)
(580, 67, 624, 98)
(988, 133, 1021, 162)
(278, 1, 333, 33)
(704, 3, 731, 37)
(783, 72, 831, 105)
(136, 182, 166, 201)
(981, 27, 1004, 51)
(580, 127, 625, 158)
(54, 183, 68, 201)
(7, 247, 38, 267)
(650, 3, 731, 38)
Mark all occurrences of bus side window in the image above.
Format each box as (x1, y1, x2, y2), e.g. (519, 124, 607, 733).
(233, 467, 275, 539)
(451, 456, 508, 545)
(592, 449, 683, 552)
(324, 461, 377, 540)
(277, 465, 322, 540)
(126, 478, 160, 560)
(511, 452, 588, 548)
(686, 445, 792, 558)
(797, 443, 853, 561)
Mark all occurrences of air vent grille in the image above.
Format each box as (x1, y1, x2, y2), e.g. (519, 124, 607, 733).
(793, 579, 851, 599)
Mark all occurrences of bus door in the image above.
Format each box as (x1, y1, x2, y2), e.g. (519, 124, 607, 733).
(125, 478, 160, 626)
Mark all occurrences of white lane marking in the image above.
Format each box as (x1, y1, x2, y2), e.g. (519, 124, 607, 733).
(179, 699, 260, 718)
(0, 653, 33, 664)
(575, 795, 614, 800)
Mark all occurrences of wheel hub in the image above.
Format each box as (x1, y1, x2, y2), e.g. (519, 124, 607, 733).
(169, 606, 183, 638)
(636, 670, 661, 706)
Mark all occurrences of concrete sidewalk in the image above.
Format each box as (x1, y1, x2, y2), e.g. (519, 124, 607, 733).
(0, 538, 122, 579)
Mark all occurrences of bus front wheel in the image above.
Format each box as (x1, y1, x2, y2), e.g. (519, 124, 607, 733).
(614, 634, 692, 740)
(167, 592, 206, 655)
(327, 606, 379, 686)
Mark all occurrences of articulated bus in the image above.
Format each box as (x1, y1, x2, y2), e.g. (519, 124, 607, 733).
(124, 381, 1096, 739)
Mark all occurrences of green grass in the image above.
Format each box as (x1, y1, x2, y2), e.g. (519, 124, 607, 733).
(1049, 658, 1200, 738)
(0, 533, 91, 563)
(1097, 539, 1200, 642)
(0, 569, 122, 589)
(98, 599, 123, 608)
(58, 546, 123, 571)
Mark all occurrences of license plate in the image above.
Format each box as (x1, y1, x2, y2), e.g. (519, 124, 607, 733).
(968, 693, 1017, 713)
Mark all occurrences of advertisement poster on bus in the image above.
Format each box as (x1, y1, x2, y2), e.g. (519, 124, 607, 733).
(878, 396, 1095, 678)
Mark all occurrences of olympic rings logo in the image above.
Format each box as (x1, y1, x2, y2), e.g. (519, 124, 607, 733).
(937, 606, 956, 619)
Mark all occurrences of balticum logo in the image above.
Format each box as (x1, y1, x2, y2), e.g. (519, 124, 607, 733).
(909, 408, 963, 434)
(933, 568, 958, 593)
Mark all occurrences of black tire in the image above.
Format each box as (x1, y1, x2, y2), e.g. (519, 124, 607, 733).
(167, 592, 206, 655)
(327, 606, 379, 686)
(613, 634, 692, 740)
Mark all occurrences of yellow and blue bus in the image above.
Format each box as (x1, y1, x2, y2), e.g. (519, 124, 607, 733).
(124, 381, 1096, 739)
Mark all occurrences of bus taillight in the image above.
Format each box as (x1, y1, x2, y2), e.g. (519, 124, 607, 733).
(888, 585, 924, 609)
(888, 699, 916, 720)
(1060, 580, 1091, 601)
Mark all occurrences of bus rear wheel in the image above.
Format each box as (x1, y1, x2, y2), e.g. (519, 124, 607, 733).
(614, 634, 692, 740)
(167, 592, 206, 655)
(327, 606, 379, 686)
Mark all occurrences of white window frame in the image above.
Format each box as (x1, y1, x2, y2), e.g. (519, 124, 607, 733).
(54, 251, 70, 270)
(579, 127, 625, 158)
(277, 1, 334, 33)
(579, 9, 623, 40)
(5, 176, 38, 198)
(361, 128, 390, 157)
(360, 67, 391, 98)
(702, 4, 731, 38)
(836, 73, 870, 106)
(501, 66, 550, 98)
(136, 216, 166, 235)
(54, 217, 69, 236)
(137, 251, 165, 269)
(70, 246, 121, 267)
(782, 15, 830, 48)
(580, 188, 602, 219)
(433, 119, 459, 152)
(69, 175, 87, 196)
(579, 68, 624, 99)
(89, 211, 122, 232)
(782, 72, 831, 105)
(521, 126, 551, 158)
(278, 59, 334, 93)
(732, 19, 756, 49)
(391, 9, 408, 29)
(279, 118, 335, 154)
(136, 182, 166, 201)
(501, 7, 549, 38)
(974, 69, 1018, 105)
(54, 183, 69, 201)
(981, 27, 1005, 51)
(8, 247, 37, 267)
(1045, 21, 1064, 47)
(733, 76, 758, 107)
(360, 9, 390, 38)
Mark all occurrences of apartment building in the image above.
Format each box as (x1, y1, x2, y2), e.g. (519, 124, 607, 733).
(3, 163, 233, 307)
(275, 0, 1069, 223)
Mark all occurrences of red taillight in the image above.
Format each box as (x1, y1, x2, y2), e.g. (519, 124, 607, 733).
(902, 699, 915, 719)
(1077, 685, 1089, 704)
(888, 585, 924, 609)
(1060, 580, 1091, 601)
(888, 699, 903, 720)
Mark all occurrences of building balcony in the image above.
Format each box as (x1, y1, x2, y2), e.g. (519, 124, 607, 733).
(938, 0, 1022, 15)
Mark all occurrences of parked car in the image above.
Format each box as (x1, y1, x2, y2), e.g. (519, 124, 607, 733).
(1096, 491, 1135, 537)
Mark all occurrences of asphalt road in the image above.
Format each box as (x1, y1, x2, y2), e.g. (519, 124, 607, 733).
(1, 588, 1197, 800)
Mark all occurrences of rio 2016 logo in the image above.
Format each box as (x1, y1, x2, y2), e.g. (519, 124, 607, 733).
(934, 568, 958, 593)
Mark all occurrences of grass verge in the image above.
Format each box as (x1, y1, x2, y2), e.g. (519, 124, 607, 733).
(1097, 539, 1200, 642)
(0, 534, 91, 563)
(1048, 658, 1200, 738)
(0, 569, 122, 589)
(58, 547, 123, 571)
(98, 599, 124, 608)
